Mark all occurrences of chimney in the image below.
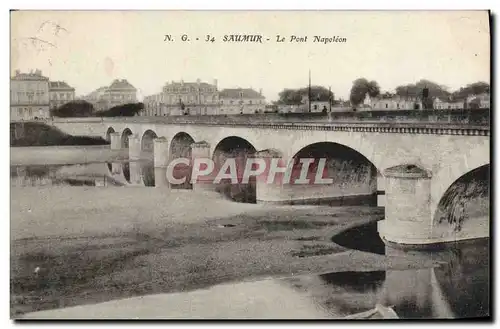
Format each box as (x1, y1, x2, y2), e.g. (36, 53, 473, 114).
(196, 78, 201, 85)
(180, 80, 184, 86)
(15, 69, 20, 76)
(259, 88, 262, 96)
(213, 79, 218, 88)
(35, 69, 41, 75)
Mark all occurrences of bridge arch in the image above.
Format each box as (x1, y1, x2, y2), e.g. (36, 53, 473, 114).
(286, 141, 378, 206)
(121, 128, 133, 149)
(432, 164, 489, 240)
(140, 129, 158, 186)
(120, 128, 133, 183)
(105, 127, 115, 143)
(141, 129, 158, 152)
(170, 132, 196, 189)
(212, 136, 257, 203)
(288, 134, 380, 170)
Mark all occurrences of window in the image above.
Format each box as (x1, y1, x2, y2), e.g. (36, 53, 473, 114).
(249, 100, 252, 105)
(230, 101, 233, 104)
(18, 108, 22, 117)
(385, 103, 388, 109)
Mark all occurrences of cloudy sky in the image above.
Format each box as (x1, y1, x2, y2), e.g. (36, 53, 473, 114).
(11, 10, 490, 101)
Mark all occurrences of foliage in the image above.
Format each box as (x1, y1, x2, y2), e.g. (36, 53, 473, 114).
(452, 82, 490, 100)
(10, 122, 108, 147)
(51, 101, 95, 118)
(394, 79, 450, 100)
(277, 86, 334, 105)
(349, 78, 380, 106)
(98, 103, 144, 117)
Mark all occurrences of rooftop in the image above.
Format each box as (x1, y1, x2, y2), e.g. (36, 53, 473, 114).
(11, 70, 48, 81)
(219, 88, 265, 99)
(109, 79, 136, 91)
(49, 81, 75, 91)
(164, 80, 216, 89)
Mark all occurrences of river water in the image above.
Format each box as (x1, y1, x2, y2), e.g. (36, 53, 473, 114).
(11, 162, 490, 319)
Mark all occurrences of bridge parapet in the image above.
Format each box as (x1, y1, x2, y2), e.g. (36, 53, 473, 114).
(96, 108, 490, 125)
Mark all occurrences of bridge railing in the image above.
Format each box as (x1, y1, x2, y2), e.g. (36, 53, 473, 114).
(98, 108, 490, 127)
(23, 108, 489, 129)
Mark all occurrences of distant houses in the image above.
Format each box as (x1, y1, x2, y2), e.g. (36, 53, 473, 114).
(11, 70, 75, 121)
(140, 79, 267, 116)
(49, 81, 75, 110)
(360, 92, 490, 111)
(10, 69, 491, 119)
(81, 79, 137, 113)
(361, 93, 423, 111)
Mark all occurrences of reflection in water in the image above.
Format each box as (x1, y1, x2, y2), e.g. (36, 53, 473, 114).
(11, 164, 122, 187)
(288, 238, 489, 319)
(141, 162, 155, 187)
(331, 222, 385, 255)
(122, 162, 131, 183)
(320, 271, 385, 293)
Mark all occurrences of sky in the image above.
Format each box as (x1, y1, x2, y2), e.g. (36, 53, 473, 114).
(10, 10, 490, 101)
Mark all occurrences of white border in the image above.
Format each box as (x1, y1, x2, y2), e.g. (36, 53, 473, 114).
(3, 1, 498, 328)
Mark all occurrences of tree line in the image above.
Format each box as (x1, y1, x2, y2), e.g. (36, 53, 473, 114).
(348, 79, 490, 107)
(274, 80, 489, 108)
(50, 101, 144, 118)
(274, 86, 335, 105)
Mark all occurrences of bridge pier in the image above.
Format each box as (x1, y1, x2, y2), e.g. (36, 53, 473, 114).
(254, 150, 289, 204)
(128, 134, 144, 186)
(377, 164, 434, 247)
(153, 137, 170, 188)
(109, 132, 123, 176)
(191, 141, 213, 192)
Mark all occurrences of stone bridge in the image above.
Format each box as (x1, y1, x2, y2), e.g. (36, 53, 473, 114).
(45, 110, 490, 248)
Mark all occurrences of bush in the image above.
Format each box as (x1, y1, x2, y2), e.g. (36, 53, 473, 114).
(51, 101, 95, 117)
(10, 122, 108, 147)
(98, 103, 144, 117)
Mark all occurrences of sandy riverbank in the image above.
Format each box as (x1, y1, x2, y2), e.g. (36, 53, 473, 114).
(11, 187, 443, 317)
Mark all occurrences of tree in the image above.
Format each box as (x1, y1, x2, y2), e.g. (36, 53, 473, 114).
(395, 79, 450, 100)
(349, 78, 380, 106)
(452, 82, 490, 100)
(277, 86, 334, 105)
(98, 103, 144, 117)
(51, 100, 95, 117)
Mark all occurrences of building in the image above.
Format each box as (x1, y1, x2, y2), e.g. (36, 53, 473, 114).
(106, 79, 137, 109)
(83, 79, 137, 112)
(162, 79, 219, 106)
(10, 69, 50, 121)
(142, 79, 220, 116)
(143, 93, 169, 116)
(362, 93, 423, 111)
(278, 93, 331, 114)
(141, 80, 267, 116)
(433, 97, 464, 110)
(83, 86, 109, 112)
(49, 81, 75, 110)
(219, 88, 266, 114)
(466, 93, 490, 109)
